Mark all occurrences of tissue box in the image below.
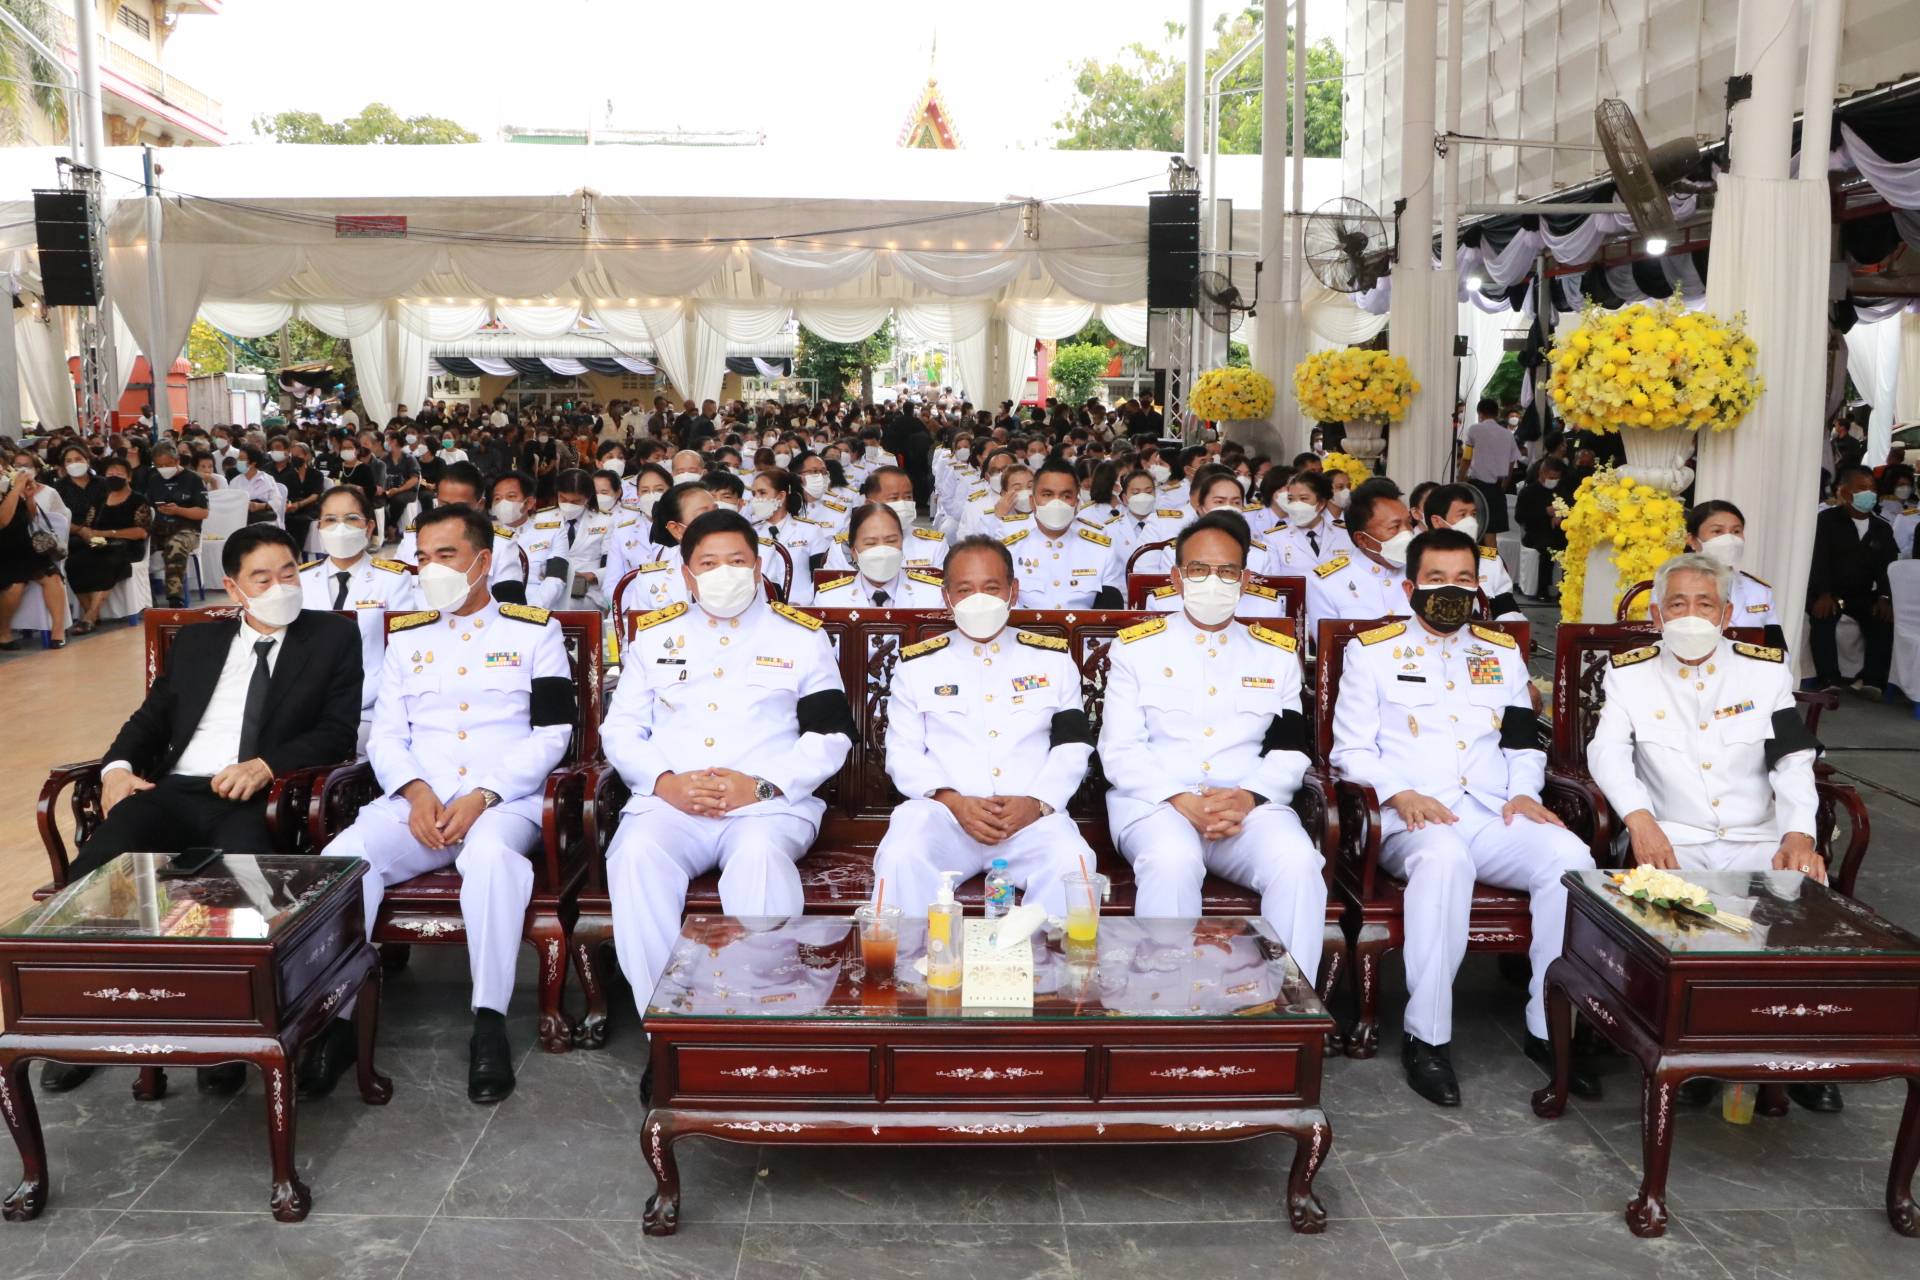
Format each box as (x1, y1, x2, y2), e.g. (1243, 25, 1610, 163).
(961, 919, 1034, 1009)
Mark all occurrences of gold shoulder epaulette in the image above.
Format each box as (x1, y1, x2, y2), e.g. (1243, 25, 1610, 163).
(1016, 630, 1069, 652)
(493, 524, 515, 540)
(1244, 581, 1278, 600)
(968, 489, 987, 501)
(1477, 545, 1498, 559)
(1313, 555, 1350, 579)
(1148, 584, 1178, 599)
(1741, 570, 1771, 588)
(816, 575, 855, 593)
(1156, 509, 1184, 519)
(821, 498, 848, 512)
(1078, 527, 1112, 547)
(534, 518, 562, 530)
(912, 527, 945, 542)
(387, 610, 439, 633)
(1118, 617, 1167, 643)
(499, 603, 553, 626)
(630, 601, 687, 632)
(1242, 502, 1261, 513)
(1611, 644, 1658, 668)
(299, 558, 324, 571)
(906, 569, 943, 587)
(638, 560, 671, 573)
(1002, 529, 1028, 547)
(1470, 623, 1516, 649)
(901, 634, 950, 661)
(1358, 621, 1406, 646)
(1249, 622, 1298, 652)
(1732, 640, 1785, 663)
(1250, 538, 1268, 552)
(1159, 481, 1181, 492)
(771, 602, 823, 630)
(370, 558, 408, 574)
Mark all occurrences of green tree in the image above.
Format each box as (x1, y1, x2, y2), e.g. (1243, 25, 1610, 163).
(0, 0, 68, 146)
(187, 319, 229, 376)
(1055, 3, 1343, 158)
(796, 321, 894, 402)
(252, 102, 480, 145)
(1483, 352, 1523, 405)
(1049, 343, 1113, 407)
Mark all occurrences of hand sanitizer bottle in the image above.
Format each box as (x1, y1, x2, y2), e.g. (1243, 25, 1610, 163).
(927, 870, 963, 991)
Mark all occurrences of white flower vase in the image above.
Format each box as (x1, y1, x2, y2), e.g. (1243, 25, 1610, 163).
(1342, 419, 1387, 465)
(1616, 425, 1695, 493)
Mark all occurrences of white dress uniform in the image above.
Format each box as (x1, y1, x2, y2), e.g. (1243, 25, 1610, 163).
(757, 513, 831, 571)
(326, 602, 573, 1014)
(1303, 552, 1407, 642)
(1103, 509, 1186, 582)
(1006, 524, 1120, 608)
(1329, 618, 1594, 1043)
(812, 568, 946, 608)
(1587, 637, 1817, 870)
(502, 508, 574, 611)
(561, 506, 614, 603)
(1099, 613, 1326, 979)
(393, 519, 527, 596)
(1244, 500, 1282, 539)
(1142, 579, 1287, 619)
(870, 627, 1098, 917)
(601, 598, 853, 996)
(1263, 513, 1353, 575)
(298, 553, 420, 740)
(1474, 545, 1526, 620)
(599, 508, 654, 605)
(825, 526, 949, 573)
(1727, 571, 1780, 633)
(805, 496, 853, 535)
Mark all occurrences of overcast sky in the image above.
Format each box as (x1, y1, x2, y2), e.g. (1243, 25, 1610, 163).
(167, 0, 1350, 150)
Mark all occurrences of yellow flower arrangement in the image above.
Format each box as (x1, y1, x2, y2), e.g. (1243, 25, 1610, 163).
(1320, 451, 1373, 487)
(1190, 367, 1276, 421)
(1547, 297, 1763, 434)
(1553, 467, 1687, 621)
(1292, 348, 1419, 423)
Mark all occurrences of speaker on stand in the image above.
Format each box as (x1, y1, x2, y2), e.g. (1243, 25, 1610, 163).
(33, 189, 101, 308)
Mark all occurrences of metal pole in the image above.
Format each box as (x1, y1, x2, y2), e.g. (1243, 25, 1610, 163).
(71, 0, 112, 433)
(143, 146, 169, 427)
(1439, 0, 1463, 274)
(1287, 0, 1307, 306)
(70, 0, 107, 175)
(1205, 25, 1263, 271)
(1799, 0, 1845, 184)
(1182, 0, 1205, 169)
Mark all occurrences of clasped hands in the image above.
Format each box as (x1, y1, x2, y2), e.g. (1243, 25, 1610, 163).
(657, 769, 772, 818)
(934, 790, 1045, 845)
(1170, 786, 1257, 839)
(402, 779, 491, 850)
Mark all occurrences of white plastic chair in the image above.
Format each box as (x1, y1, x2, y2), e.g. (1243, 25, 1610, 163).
(1495, 531, 1523, 588)
(269, 482, 288, 528)
(197, 489, 250, 593)
(1889, 560, 1920, 710)
(101, 541, 153, 623)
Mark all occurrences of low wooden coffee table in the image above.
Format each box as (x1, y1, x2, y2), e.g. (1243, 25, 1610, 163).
(0, 852, 392, 1224)
(640, 914, 1336, 1236)
(1533, 869, 1920, 1239)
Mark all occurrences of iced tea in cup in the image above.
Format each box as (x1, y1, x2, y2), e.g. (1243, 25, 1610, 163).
(1064, 871, 1109, 948)
(854, 904, 902, 982)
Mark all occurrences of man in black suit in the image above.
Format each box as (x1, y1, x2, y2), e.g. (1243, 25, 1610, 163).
(1808, 464, 1899, 693)
(43, 524, 362, 1094)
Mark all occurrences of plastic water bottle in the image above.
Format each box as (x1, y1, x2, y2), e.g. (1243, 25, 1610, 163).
(983, 859, 1014, 920)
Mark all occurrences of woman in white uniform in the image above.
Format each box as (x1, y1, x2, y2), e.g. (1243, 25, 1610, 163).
(1264, 470, 1354, 574)
(813, 503, 946, 607)
(1687, 499, 1782, 645)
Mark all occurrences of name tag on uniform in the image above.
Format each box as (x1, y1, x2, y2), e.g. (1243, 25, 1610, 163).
(935, 684, 959, 696)
(654, 657, 685, 665)
(1011, 674, 1049, 692)
(756, 655, 794, 669)
(485, 652, 521, 668)
(1396, 674, 1426, 683)
(1241, 676, 1274, 689)
(1071, 567, 1097, 575)
(1714, 700, 1755, 719)
(1466, 653, 1502, 685)
(1746, 604, 1768, 613)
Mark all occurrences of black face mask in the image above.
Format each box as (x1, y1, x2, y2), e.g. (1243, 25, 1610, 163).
(1410, 585, 1475, 633)
(102, 476, 128, 493)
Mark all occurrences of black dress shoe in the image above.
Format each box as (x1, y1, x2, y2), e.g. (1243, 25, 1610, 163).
(296, 1018, 357, 1099)
(1524, 1033, 1603, 1100)
(1787, 1082, 1844, 1113)
(468, 1024, 516, 1105)
(196, 1063, 247, 1096)
(1676, 1077, 1720, 1107)
(39, 1062, 94, 1092)
(1401, 1035, 1461, 1107)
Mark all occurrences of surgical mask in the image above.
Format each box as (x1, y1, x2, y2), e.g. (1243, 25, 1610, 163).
(954, 447, 970, 464)
(856, 543, 903, 582)
(414, 445, 430, 458)
(634, 491, 662, 517)
(558, 501, 587, 522)
(1036, 498, 1076, 531)
(218, 577, 300, 632)
(748, 496, 782, 523)
(1897, 484, 1912, 502)
(491, 499, 525, 525)
(595, 493, 618, 513)
(319, 523, 369, 560)
(1148, 463, 1172, 484)
(1410, 584, 1475, 633)
(418, 559, 482, 612)
(1331, 489, 1352, 510)
(1699, 533, 1744, 570)
(340, 449, 357, 464)
(803, 473, 829, 498)
(714, 498, 741, 512)
(1660, 612, 1722, 659)
(1373, 529, 1415, 568)
(156, 465, 179, 480)
(1850, 489, 1877, 514)
(773, 451, 791, 468)
(1013, 490, 1033, 514)
(865, 446, 884, 463)
(673, 470, 702, 486)
(64, 461, 90, 478)
(1236, 476, 1251, 495)
(1182, 575, 1242, 627)
(1125, 492, 1157, 518)
(441, 439, 456, 450)
(1507, 415, 1520, 427)
(1447, 515, 1480, 542)
(988, 473, 1006, 494)
(268, 450, 287, 465)
(693, 564, 758, 618)
(887, 499, 918, 527)
(1027, 453, 1046, 468)
(1284, 500, 1320, 528)
(951, 591, 1011, 641)
(602, 457, 626, 477)
(404, 433, 418, 444)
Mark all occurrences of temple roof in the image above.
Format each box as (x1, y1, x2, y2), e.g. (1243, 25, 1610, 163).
(899, 76, 960, 149)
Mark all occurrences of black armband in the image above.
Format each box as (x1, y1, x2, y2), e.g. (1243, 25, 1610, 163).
(809, 552, 828, 572)
(529, 676, 575, 728)
(1487, 591, 1518, 617)
(1764, 707, 1821, 768)
(1260, 709, 1308, 756)
(542, 557, 569, 581)
(1499, 705, 1543, 751)
(797, 688, 856, 739)
(491, 580, 527, 605)
(1761, 623, 1786, 650)
(1093, 585, 1124, 609)
(1049, 708, 1093, 748)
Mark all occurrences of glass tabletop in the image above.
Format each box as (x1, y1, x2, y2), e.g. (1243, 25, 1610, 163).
(1569, 869, 1920, 957)
(0, 853, 361, 943)
(645, 915, 1326, 1023)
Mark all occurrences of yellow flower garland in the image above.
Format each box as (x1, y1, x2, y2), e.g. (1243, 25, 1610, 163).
(1190, 367, 1275, 421)
(1547, 297, 1763, 434)
(1320, 451, 1373, 487)
(1554, 468, 1687, 621)
(1292, 348, 1419, 423)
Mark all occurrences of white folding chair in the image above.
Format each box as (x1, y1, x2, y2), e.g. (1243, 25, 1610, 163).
(102, 541, 153, 623)
(269, 482, 288, 528)
(1889, 560, 1920, 710)
(197, 489, 250, 595)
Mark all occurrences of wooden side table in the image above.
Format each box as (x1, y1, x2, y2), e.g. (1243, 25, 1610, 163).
(0, 853, 392, 1223)
(1532, 869, 1920, 1239)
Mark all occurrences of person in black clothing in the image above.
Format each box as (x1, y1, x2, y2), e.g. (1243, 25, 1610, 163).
(1513, 456, 1567, 600)
(676, 399, 716, 450)
(280, 442, 325, 551)
(1807, 465, 1898, 693)
(53, 443, 102, 516)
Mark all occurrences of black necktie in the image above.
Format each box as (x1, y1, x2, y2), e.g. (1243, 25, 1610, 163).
(236, 638, 276, 764)
(873, 589, 890, 606)
(332, 571, 351, 609)
(1308, 530, 1320, 556)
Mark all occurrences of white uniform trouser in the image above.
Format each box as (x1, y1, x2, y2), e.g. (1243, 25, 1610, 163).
(872, 798, 1096, 919)
(1117, 803, 1326, 984)
(326, 796, 540, 1015)
(1378, 796, 1595, 1043)
(1673, 838, 1777, 873)
(606, 797, 817, 1001)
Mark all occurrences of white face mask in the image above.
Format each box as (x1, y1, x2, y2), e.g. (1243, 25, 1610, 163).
(803, 473, 829, 498)
(1236, 476, 1251, 495)
(1026, 454, 1046, 469)
(1126, 492, 1157, 518)
(693, 564, 758, 618)
(340, 449, 358, 464)
(1036, 497, 1076, 532)
(404, 433, 418, 444)
(1285, 500, 1320, 528)
(558, 501, 587, 522)
(268, 450, 286, 465)
(1182, 574, 1242, 627)
(1660, 612, 1723, 659)
(1699, 533, 1744, 570)
(951, 591, 1010, 641)
(954, 447, 970, 464)
(491, 498, 524, 525)
(319, 523, 369, 560)
(987, 473, 1006, 495)
(635, 491, 663, 516)
(1374, 529, 1415, 568)
(865, 446, 884, 463)
(1448, 515, 1480, 542)
(156, 465, 180, 480)
(595, 493, 618, 513)
(1013, 490, 1033, 514)
(64, 461, 91, 478)
(1147, 463, 1172, 484)
(602, 457, 626, 477)
(773, 452, 791, 468)
(418, 559, 482, 612)
(748, 496, 783, 523)
(887, 498, 918, 527)
(856, 543, 903, 583)
(1331, 489, 1352, 511)
(1896, 484, 1912, 502)
(238, 580, 303, 629)
(672, 470, 702, 486)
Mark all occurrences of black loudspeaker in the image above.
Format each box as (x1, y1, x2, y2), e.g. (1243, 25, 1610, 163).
(34, 189, 101, 307)
(1147, 192, 1199, 309)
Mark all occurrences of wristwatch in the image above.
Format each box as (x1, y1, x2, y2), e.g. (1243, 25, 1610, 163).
(476, 788, 503, 809)
(752, 777, 779, 803)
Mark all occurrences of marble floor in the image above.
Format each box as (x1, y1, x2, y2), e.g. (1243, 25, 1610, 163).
(2, 612, 1918, 1278)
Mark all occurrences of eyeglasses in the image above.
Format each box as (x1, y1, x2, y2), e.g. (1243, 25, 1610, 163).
(318, 514, 369, 528)
(1179, 563, 1245, 584)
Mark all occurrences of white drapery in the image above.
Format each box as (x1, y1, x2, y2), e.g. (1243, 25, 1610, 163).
(1459, 300, 1513, 416)
(1901, 310, 1920, 426)
(349, 302, 432, 426)
(1843, 317, 1903, 464)
(17, 307, 71, 428)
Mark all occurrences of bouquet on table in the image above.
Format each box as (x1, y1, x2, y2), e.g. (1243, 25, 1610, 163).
(1608, 866, 1755, 934)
